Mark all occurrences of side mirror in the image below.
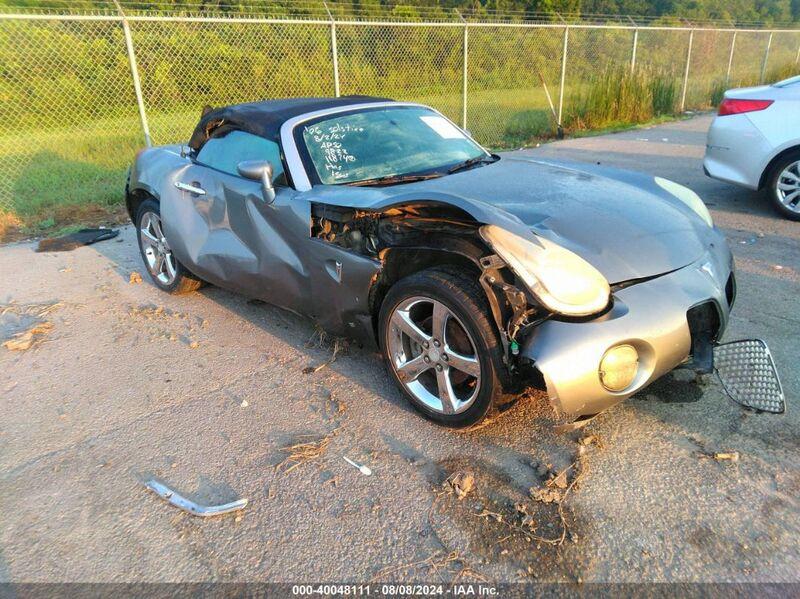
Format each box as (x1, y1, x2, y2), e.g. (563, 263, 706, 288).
(237, 160, 276, 204)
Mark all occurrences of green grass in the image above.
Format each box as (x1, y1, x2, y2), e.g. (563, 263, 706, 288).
(2, 63, 795, 241)
(1, 90, 566, 240)
(0, 116, 142, 239)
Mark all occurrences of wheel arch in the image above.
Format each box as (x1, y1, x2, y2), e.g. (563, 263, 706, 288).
(758, 143, 800, 190)
(126, 184, 159, 222)
(368, 242, 485, 340)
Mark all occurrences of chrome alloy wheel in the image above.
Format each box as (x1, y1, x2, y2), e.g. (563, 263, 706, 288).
(387, 296, 481, 415)
(139, 211, 177, 286)
(776, 160, 800, 213)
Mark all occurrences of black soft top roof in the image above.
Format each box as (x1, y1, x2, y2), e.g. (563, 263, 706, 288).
(188, 95, 392, 152)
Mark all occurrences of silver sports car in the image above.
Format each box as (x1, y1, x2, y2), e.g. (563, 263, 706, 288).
(126, 96, 784, 428)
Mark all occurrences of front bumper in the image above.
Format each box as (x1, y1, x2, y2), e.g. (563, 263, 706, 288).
(519, 241, 735, 417)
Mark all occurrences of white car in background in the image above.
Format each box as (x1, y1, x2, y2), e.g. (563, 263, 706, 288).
(704, 75, 800, 220)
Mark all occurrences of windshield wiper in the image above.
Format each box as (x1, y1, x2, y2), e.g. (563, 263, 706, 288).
(447, 154, 498, 174)
(347, 172, 444, 187)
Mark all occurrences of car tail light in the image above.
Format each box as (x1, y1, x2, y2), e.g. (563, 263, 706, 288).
(718, 98, 774, 116)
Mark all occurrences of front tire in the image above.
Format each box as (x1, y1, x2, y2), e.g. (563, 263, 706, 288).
(136, 199, 204, 294)
(766, 151, 800, 221)
(378, 266, 506, 428)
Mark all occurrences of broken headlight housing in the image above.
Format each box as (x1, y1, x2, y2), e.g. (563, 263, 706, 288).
(480, 225, 610, 317)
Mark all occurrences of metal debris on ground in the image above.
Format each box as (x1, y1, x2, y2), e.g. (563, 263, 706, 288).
(3, 322, 54, 351)
(445, 470, 475, 500)
(343, 456, 372, 476)
(144, 479, 248, 517)
(129, 271, 142, 284)
(276, 430, 337, 474)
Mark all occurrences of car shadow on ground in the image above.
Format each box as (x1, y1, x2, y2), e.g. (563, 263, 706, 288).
(86, 218, 796, 438)
(88, 231, 460, 421)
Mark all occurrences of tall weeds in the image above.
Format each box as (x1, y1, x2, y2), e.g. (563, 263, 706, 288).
(565, 67, 678, 131)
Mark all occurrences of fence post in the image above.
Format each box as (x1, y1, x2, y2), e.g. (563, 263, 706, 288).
(630, 28, 639, 73)
(114, 0, 151, 147)
(557, 26, 569, 128)
(680, 29, 694, 112)
(456, 11, 468, 130)
(726, 31, 737, 85)
(462, 26, 469, 130)
(324, 2, 340, 97)
(760, 32, 773, 83)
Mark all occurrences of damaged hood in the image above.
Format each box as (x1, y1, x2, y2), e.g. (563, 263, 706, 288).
(302, 155, 713, 283)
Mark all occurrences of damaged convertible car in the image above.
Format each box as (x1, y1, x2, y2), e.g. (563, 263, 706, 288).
(126, 96, 785, 428)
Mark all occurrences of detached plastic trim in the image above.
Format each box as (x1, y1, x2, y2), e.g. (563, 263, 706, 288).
(714, 339, 785, 414)
(145, 479, 248, 517)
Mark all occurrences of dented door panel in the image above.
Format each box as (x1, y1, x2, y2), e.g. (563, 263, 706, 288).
(161, 164, 380, 328)
(162, 165, 312, 314)
(306, 238, 382, 340)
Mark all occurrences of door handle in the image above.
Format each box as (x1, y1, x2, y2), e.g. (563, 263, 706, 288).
(174, 181, 206, 195)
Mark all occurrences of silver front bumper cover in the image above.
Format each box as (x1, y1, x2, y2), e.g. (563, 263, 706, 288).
(520, 247, 733, 417)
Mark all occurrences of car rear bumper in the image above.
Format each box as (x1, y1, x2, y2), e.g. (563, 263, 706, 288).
(703, 114, 770, 190)
(519, 238, 735, 417)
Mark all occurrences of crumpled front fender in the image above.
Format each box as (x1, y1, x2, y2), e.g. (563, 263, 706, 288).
(520, 243, 734, 417)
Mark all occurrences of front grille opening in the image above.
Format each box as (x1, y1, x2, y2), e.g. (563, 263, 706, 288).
(725, 272, 736, 308)
(686, 302, 722, 373)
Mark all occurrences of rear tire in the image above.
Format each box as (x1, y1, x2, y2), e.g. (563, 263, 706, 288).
(766, 150, 800, 221)
(135, 199, 204, 294)
(378, 266, 506, 428)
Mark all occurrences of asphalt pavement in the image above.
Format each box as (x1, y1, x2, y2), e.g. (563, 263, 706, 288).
(1, 114, 798, 583)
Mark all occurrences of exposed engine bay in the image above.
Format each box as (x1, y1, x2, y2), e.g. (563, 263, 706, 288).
(311, 202, 544, 377)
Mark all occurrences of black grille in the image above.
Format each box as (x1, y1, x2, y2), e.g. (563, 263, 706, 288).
(686, 302, 722, 373)
(725, 272, 736, 308)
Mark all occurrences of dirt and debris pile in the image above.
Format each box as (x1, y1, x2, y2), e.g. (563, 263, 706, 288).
(1, 301, 62, 352)
(276, 429, 337, 475)
(302, 331, 347, 374)
(446, 471, 475, 500)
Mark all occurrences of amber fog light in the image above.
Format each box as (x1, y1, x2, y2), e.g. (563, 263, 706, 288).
(599, 345, 639, 392)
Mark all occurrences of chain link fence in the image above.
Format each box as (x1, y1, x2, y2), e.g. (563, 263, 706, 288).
(1, 9, 799, 222)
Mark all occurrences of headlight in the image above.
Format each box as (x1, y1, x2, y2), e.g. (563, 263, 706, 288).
(479, 225, 610, 317)
(654, 177, 713, 227)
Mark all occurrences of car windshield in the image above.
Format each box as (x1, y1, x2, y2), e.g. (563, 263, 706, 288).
(298, 106, 490, 185)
